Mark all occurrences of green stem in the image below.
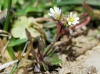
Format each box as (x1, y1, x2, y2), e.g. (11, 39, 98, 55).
(43, 34, 60, 57)
(3, 0, 12, 31)
(10, 61, 20, 74)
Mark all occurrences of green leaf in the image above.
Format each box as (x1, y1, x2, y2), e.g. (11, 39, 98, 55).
(0, 5, 2, 11)
(45, 30, 53, 42)
(37, 36, 45, 54)
(43, 45, 52, 56)
(12, 0, 17, 4)
(4, 0, 9, 9)
(14, 9, 26, 16)
(56, 0, 100, 6)
(25, 6, 42, 14)
(42, 62, 48, 71)
(18, 0, 24, 5)
(8, 38, 27, 47)
(47, 54, 62, 65)
(0, 0, 4, 4)
(0, 0, 4, 9)
(44, 22, 56, 28)
(7, 47, 14, 60)
(11, 16, 41, 39)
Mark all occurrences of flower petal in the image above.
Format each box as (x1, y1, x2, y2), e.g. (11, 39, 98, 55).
(75, 17, 79, 20)
(72, 21, 79, 25)
(48, 6, 62, 20)
(72, 22, 76, 25)
(59, 9, 62, 14)
(50, 8, 54, 14)
(48, 13, 53, 16)
(70, 12, 73, 17)
(66, 18, 69, 21)
(67, 12, 79, 26)
(54, 6, 58, 12)
(68, 22, 71, 25)
(73, 14, 77, 18)
(56, 7, 60, 11)
(76, 21, 79, 24)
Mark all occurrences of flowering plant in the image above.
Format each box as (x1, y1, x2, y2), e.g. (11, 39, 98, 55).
(48, 6, 89, 37)
(48, 6, 62, 20)
(24, 6, 90, 71)
(48, 6, 80, 26)
(67, 12, 79, 25)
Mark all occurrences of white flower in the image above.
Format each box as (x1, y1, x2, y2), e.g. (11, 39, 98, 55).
(67, 12, 79, 25)
(48, 6, 62, 20)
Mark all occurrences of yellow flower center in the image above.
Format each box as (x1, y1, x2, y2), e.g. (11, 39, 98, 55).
(68, 17, 74, 22)
(54, 12, 59, 16)
(54, 12, 60, 20)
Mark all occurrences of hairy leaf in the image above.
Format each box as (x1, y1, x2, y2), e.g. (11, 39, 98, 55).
(44, 54, 62, 65)
(42, 62, 48, 71)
